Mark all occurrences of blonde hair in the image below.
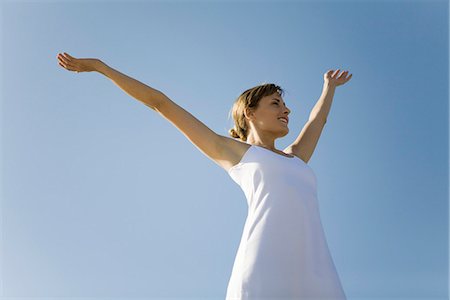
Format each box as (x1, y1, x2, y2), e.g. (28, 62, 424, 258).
(228, 83, 285, 141)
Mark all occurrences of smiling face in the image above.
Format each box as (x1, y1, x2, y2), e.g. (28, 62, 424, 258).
(245, 92, 291, 139)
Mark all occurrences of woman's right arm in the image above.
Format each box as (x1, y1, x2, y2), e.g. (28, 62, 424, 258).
(57, 52, 245, 171)
(57, 52, 163, 111)
(95, 60, 165, 111)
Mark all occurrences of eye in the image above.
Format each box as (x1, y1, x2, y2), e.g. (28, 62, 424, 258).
(273, 102, 279, 105)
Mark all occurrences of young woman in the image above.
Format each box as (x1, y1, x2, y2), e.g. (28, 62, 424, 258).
(57, 52, 352, 299)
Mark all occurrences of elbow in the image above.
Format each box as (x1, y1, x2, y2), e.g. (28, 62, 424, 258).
(151, 91, 168, 111)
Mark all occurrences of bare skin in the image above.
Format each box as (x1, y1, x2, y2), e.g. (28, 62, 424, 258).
(57, 52, 352, 169)
(243, 92, 292, 156)
(234, 70, 352, 162)
(57, 53, 98, 73)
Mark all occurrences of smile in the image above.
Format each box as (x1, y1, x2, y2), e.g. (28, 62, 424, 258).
(278, 117, 288, 124)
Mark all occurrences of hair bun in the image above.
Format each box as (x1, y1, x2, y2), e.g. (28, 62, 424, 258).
(229, 128, 240, 139)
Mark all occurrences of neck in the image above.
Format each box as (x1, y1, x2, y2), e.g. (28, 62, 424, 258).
(246, 136, 276, 150)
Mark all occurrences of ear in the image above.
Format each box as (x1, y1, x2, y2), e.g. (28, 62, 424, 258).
(244, 107, 254, 121)
(242, 107, 252, 129)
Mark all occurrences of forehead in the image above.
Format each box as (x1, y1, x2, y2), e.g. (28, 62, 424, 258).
(263, 93, 284, 102)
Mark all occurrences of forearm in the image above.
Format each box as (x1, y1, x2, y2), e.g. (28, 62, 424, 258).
(309, 82, 336, 123)
(94, 60, 164, 109)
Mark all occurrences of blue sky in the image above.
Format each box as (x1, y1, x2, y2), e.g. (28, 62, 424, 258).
(1, 0, 448, 299)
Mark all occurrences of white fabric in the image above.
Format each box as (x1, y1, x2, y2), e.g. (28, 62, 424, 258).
(226, 144, 347, 300)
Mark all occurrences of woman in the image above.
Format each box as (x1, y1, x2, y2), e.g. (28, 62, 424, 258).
(57, 52, 352, 299)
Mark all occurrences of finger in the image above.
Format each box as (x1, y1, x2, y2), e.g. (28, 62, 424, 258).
(58, 55, 70, 64)
(58, 57, 75, 70)
(343, 74, 352, 82)
(65, 62, 78, 70)
(339, 71, 349, 79)
(61, 53, 73, 63)
(332, 69, 340, 78)
(64, 52, 75, 59)
(58, 58, 68, 68)
(59, 59, 77, 71)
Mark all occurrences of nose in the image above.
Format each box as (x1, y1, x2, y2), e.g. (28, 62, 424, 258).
(284, 106, 290, 114)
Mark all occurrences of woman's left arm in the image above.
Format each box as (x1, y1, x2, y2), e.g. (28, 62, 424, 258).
(284, 69, 352, 163)
(310, 69, 352, 122)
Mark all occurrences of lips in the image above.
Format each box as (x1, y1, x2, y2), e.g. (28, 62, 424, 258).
(278, 117, 288, 124)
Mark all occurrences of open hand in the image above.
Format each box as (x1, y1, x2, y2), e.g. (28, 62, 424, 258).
(57, 52, 99, 73)
(324, 69, 352, 87)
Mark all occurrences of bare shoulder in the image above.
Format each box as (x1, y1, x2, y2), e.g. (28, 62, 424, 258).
(216, 135, 252, 172)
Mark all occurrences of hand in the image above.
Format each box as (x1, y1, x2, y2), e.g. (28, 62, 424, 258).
(57, 52, 100, 73)
(324, 69, 352, 87)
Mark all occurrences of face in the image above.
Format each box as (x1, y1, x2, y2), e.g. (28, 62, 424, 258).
(245, 92, 291, 138)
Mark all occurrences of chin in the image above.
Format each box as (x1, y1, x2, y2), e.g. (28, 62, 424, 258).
(278, 128, 289, 138)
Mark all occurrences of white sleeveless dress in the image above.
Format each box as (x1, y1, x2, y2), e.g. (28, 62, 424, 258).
(226, 144, 347, 300)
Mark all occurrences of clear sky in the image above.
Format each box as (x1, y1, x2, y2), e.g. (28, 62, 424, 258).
(1, 0, 448, 299)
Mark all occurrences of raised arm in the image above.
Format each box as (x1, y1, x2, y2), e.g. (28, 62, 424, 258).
(56, 52, 246, 171)
(284, 69, 352, 163)
(57, 52, 163, 111)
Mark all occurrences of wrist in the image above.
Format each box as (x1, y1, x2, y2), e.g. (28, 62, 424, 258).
(94, 59, 108, 75)
(323, 81, 337, 90)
